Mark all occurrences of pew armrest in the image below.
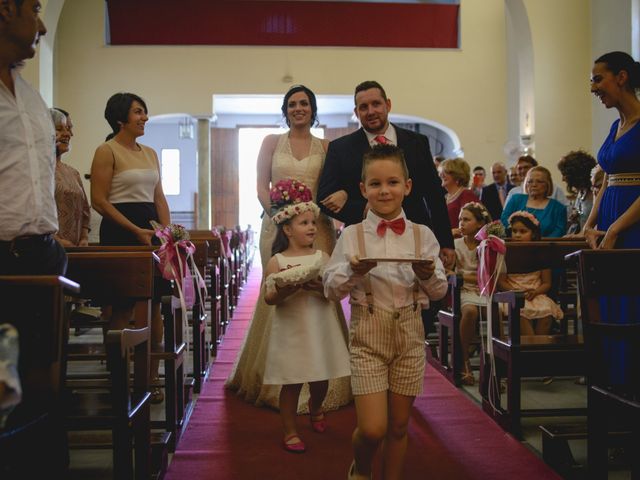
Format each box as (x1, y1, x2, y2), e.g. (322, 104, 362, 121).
(492, 290, 525, 344)
(0, 275, 80, 293)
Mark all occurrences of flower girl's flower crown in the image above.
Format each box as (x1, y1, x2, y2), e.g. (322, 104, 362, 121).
(270, 178, 319, 225)
(508, 210, 540, 226)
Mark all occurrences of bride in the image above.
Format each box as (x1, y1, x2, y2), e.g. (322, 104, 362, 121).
(225, 85, 352, 413)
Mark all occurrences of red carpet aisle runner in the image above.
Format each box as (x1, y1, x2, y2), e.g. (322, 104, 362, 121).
(166, 266, 560, 480)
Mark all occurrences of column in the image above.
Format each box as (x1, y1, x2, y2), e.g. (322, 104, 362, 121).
(197, 117, 212, 230)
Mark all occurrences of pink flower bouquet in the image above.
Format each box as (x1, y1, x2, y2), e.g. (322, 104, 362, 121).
(152, 221, 204, 308)
(475, 221, 506, 296)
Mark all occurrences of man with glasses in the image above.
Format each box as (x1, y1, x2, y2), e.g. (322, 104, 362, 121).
(505, 155, 569, 208)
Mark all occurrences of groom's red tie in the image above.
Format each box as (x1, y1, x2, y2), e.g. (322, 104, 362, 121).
(377, 218, 406, 237)
(374, 135, 388, 145)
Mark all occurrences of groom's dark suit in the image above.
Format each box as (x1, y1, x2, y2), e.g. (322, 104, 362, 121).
(317, 124, 453, 249)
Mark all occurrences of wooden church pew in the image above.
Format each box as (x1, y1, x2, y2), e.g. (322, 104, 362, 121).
(66, 246, 197, 453)
(182, 237, 210, 394)
(216, 227, 234, 337)
(0, 275, 80, 478)
(479, 240, 588, 439)
(189, 229, 223, 364)
(572, 249, 640, 479)
(66, 326, 152, 480)
(63, 249, 176, 472)
(426, 273, 464, 386)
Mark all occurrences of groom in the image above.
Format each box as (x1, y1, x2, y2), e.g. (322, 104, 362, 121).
(317, 80, 454, 266)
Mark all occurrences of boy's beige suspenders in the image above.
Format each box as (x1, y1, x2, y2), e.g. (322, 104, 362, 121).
(356, 221, 422, 314)
(356, 223, 375, 313)
(412, 225, 421, 311)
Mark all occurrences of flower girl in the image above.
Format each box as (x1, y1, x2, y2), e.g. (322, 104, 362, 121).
(262, 179, 350, 453)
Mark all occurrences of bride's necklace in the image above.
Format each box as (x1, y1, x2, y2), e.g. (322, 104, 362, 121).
(446, 187, 464, 204)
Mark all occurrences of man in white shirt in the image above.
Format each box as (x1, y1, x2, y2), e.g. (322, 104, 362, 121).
(0, 0, 66, 275)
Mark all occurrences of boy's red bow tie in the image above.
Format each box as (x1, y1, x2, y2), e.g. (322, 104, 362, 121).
(377, 218, 406, 237)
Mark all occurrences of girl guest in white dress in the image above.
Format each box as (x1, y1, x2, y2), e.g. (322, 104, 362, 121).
(454, 202, 492, 386)
(226, 86, 352, 413)
(262, 179, 350, 453)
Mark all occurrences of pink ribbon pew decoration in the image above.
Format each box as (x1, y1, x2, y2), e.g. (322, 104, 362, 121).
(475, 221, 506, 297)
(475, 221, 506, 413)
(154, 224, 207, 309)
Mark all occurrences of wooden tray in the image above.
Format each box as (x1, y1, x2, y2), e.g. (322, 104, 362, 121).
(359, 257, 433, 264)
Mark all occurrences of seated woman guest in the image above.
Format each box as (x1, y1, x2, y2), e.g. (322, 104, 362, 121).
(439, 157, 479, 237)
(90, 92, 170, 403)
(501, 166, 567, 237)
(50, 108, 90, 247)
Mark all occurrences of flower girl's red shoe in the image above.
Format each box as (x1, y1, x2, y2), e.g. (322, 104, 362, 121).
(283, 433, 306, 453)
(308, 399, 326, 433)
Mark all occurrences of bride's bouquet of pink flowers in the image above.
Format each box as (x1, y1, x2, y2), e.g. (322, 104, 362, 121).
(269, 179, 318, 225)
(270, 178, 313, 211)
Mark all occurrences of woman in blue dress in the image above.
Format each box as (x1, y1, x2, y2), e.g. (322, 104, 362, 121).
(583, 51, 640, 386)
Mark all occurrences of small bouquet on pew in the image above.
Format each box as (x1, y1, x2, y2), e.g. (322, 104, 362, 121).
(475, 220, 506, 297)
(151, 221, 207, 309)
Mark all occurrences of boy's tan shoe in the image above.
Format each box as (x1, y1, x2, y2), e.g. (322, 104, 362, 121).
(347, 460, 371, 480)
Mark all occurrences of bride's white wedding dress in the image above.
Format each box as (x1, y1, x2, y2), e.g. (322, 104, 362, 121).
(225, 133, 351, 413)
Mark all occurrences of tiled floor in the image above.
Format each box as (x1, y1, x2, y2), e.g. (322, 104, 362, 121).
(460, 353, 632, 480)
(66, 329, 633, 479)
(65, 326, 198, 479)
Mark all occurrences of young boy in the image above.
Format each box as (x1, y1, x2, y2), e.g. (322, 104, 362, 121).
(323, 144, 448, 480)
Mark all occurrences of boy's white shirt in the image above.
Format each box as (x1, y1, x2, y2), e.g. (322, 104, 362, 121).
(323, 209, 448, 310)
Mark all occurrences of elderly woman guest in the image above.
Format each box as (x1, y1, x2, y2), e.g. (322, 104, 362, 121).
(55, 107, 74, 137)
(501, 166, 567, 237)
(50, 108, 90, 247)
(90, 92, 170, 403)
(557, 150, 597, 235)
(439, 158, 479, 237)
